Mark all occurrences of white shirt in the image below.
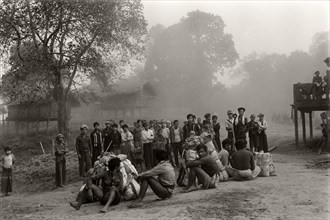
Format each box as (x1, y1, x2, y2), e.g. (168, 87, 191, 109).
(2, 154, 15, 169)
(225, 118, 234, 132)
(141, 129, 154, 144)
(162, 127, 170, 139)
(173, 128, 181, 143)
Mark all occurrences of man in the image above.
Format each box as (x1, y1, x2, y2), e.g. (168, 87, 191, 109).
(90, 122, 103, 165)
(183, 114, 201, 141)
(169, 120, 183, 167)
(204, 113, 211, 124)
(225, 110, 235, 150)
(183, 144, 221, 192)
(118, 120, 125, 133)
(76, 124, 92, 177)
(129, 150, 175, 208)
(257, 113, 268, 153)
(247, 114, 259, 153)
(226, 139, 261, 181)
(103, 121, 113, 152)
(109, 124, 122, 154)
(197, 117, 203, 129)
(212, 115, 221, 150)
(234, 107, 248, 141)
(161, 120, 173, 165)
(141, 122, 154, 169)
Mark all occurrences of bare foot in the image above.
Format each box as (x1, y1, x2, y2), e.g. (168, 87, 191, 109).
(99, 207, 109, 213)
(128, 201, 143, 208)
(182, 185, 198, 193)
(69, 202, 80, 210)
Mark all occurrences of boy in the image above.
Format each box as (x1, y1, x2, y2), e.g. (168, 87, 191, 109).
(1, 146, 15, 196)
(170, 120, 184, 167)
(90, 122, 103, 165)
(76, 124, 92, 177)
(234, 107, 248, 141)
(183, 144, 220, 193)
(183, 114, 201, 140)
(141, 122, 154, 169)
(247, 114, 259, 153)
(225, 110, 235, 150)
(55, 134, 69, 187)
(218, 139, 231, 166)
(212, 115, 221, 150)
(129, 150, 175, 208)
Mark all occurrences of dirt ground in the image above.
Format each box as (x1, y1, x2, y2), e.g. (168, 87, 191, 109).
(0, 124, 329, 220)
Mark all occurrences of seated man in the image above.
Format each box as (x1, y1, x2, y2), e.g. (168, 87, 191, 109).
(183, 144, 221, 193)
(70, 157, 137, 213)
(129, 149, 175, 208)
(226, 139, 261, 181)
(218, 139, 231, 167)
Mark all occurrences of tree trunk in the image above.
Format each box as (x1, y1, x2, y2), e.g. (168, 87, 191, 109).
(55, 70, 70, 138)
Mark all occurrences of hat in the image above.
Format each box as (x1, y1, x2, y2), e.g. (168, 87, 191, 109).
(189, 131, 196, 135)
(324, 57, 330, 65)
(258, 113, 264, 117)
(80, 124, 88, 129)
(57, 133, 64, 139)
(186, 114, 194, 119)
(105, 120, 111, 124)
(227, 110, 233, 115)
(238, 107, 246, 112)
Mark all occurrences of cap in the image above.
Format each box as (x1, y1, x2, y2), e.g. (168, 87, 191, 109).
(80, 124, 88, 129)
(258, 113, 264, 117)
(105, 120, 111, 124)
(57, 133, 64, 138)
(238, 107, 246, 112)
(227, 110, 233, 115)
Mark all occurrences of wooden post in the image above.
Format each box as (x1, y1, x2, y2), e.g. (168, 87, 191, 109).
(301, 111, 306, 145)
(2, 114, 4, 136)
(36, 120, 40, 134)
(15, 121, 19, 135)
(46, 118, 50, 135)
(26, 121, 29, 134)
(294, 107, 299, 148)
(309, 112, 313, 139)
(6, 120, 9, 135)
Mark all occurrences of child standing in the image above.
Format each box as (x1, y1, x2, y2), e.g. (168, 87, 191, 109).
(1, 147, 16, 196)
(55, 134, 69, 187)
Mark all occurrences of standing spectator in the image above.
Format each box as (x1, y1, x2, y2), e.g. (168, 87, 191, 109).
(212, 115, 221, 150)
(141, 122, 154, 169)
(247, 114, 259, 153)
(90, 122, 103, 165)
(121, 124, 134, 160)
(234, 107, 248, 141)
(312, 71, 323, 99)
(183, 114, 198, 143)
(204, 113, 211, 124)
(183, 114, 201, 141)
(225, 110, 235, 150)
(132, 120, 144, 169)
(161, 120, 173, 165)
(103, 121, 113, 152)
(170, 120, 183, 167)
(76, 124, 92, 177)
(118, 120, 125, 133)
(109, 124, 122, 155)
(197, 117, 203, 129)
(55, 134, 69, 187)
(1, 146, 15, 196)
(257, 113, 268, 152)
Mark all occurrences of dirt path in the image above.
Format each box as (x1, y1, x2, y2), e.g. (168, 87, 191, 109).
(1, 125, 329, 220)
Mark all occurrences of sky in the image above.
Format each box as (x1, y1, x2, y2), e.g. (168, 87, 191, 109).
(142, 0, 329, 57)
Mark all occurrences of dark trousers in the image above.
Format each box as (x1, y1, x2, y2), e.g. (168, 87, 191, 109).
(143, 143, 153, 169)
(214, 136, 221, 150)
(249, 134, 259, 152)
(165, 141, 174, 165)
(259, 132, 268, 152)
(55, 159, 66, 186)
(1, 167, 12, 194)
(92, 146, 102, 166)
(171, 142, 183, 166)
(78, 150, 92, 177)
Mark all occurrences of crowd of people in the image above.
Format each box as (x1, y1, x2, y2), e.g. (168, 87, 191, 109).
(50, 107, 271, 212)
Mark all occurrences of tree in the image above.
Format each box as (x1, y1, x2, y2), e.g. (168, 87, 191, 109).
(144, 10, 238, 111)
(0, 0, 147, 135)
